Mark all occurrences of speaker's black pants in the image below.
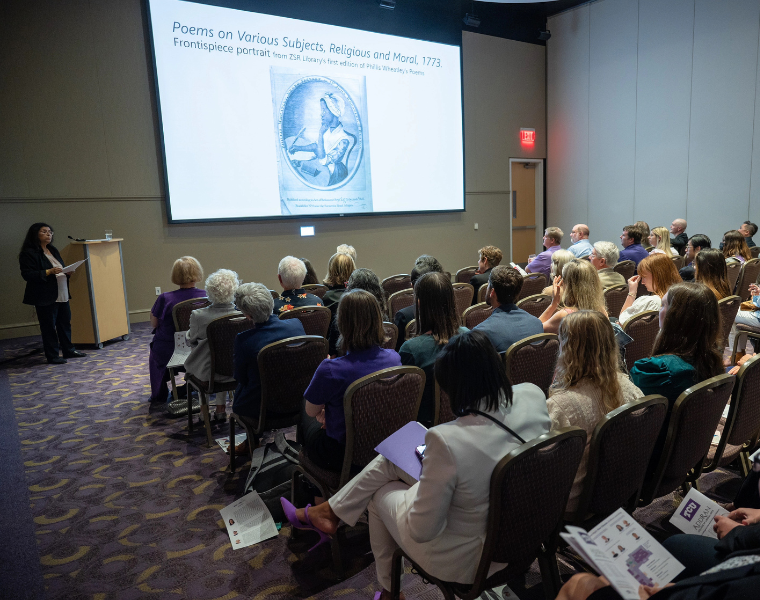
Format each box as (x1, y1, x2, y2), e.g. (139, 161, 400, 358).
(35, 302, 75, 360)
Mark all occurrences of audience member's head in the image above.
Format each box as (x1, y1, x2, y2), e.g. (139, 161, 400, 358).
(740, 221, 758, 239)
(695, 248, 732, 300)
(551, 310, 622, 413)
(410, 254, 443, 286)
(570, 224, 590, 244)
(560, 259, 605, 313)
(324, 252, 355, 287)
(300, 258, 319, 285)
(544, 227, 563, 247)
(487, 265, 523, 307)
(621, 225, 642, 247)
(336, 289, 385, 354)
(654, 282, 723, 382)
(478, 245, 503, 272)
(670, 218, 687, 235)
(171, 256, 203, 286)
(234, 283, 274, 324)
(346, 268, 387, 319)
(635, 221, 651, 239)
(204, 269, 240, 305)
(550, 249, 575, 279)
(278, 256, 307, 290)
(685, 234, 711, 265)
(336, 244, 357, 263)
(590, 241, 620, 270)
(414, 272, 460, 345)
(722, 230, 752, 261)
(435, 330, 512, 416)
(648, 226, 674, 257)
(636, 254, 681, 298)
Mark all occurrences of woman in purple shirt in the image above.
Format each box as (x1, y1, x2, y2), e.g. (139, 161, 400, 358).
(301, 289, 401, 472)
(148, 256, 206, 402)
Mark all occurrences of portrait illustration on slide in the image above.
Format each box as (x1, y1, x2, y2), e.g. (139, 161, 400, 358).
(271, 69, 372, 215)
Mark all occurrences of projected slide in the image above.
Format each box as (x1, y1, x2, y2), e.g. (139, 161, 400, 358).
(146, 0, 464, 221)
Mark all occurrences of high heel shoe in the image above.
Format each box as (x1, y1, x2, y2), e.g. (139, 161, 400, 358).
(280, 498, 331, 552)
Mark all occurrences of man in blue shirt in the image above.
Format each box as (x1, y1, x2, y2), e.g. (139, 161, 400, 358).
(473, 265, 543, 353)
(619, 225, 649, 270)
(568, 223, 593, 258)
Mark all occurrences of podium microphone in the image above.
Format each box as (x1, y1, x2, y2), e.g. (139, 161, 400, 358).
(68, 235, 86, 242)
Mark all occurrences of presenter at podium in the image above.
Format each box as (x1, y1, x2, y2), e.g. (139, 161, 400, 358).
(18, 223, 87, 364)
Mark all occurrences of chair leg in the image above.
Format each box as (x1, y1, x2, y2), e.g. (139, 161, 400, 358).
(199, 390, 213, 448)
(740, 450, 752, 478)
(186, 380, 194, 433)
(229, 417, 236, 473)
(538, 542, 562, 599)
(390, 550, 404, 600)
(331, 529, 344, 580)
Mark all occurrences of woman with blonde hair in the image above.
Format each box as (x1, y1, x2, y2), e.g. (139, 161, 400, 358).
(694, 248, 732, 300)
(541, 249, 575, 296)
(723, 229, 752, 265)
(149, 256, 206, 402)
(618, 253, 681, 326)
(647, 226, 677, 258)
(548, 311, 643, 511)
(540, 259, 606, 334)
(322, 252, 356, 316)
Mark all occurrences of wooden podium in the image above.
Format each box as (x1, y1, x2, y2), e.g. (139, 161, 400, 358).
(61, 239, 131, 348)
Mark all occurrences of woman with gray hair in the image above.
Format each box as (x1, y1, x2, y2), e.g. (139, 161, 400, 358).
(273, 256, 323, 314)
(184, 269, 240, 420)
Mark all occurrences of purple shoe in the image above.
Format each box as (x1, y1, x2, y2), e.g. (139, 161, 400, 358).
(280, 497, 331, 552)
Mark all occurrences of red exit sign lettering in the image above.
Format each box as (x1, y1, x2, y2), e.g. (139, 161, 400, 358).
(520, 128, 535, 143)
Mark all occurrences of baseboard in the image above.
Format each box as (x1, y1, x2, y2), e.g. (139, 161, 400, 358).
(0, 309, 152, 340)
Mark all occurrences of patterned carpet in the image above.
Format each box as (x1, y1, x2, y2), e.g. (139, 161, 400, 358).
(0, 322, 746, 600)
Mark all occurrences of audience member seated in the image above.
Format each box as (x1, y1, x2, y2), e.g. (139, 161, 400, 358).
(542, 249, 575, 295)
(648, 226, 678, 257)
(322, 252, 356, 316)
(669, 218, 688, 255)
(474, 265, 543, 351)
(730, 282, 760, 367)
(469, 245, 502, 304)
(589, 241, 626, 289)
(273, 256, 323, 314)
(635, 220, 651, 244)
(232, 283, 305, 450)
(695, 248, 732, 300)
(526, 227, 563, 280)
(400, 272, 467, 426)
(149, 256, 206, 402)
(540, 259, 607, 334)
(618, 254, 681, 326)
(679, 234, 711, 281)
(547, 311, 643, 512)
(723, 229, 752, 265)
(328, 268, 388, 356)
(184, 269, 240, 420)
(301, 258, 319, 285)
(282, 330, 551, 600)
(619, 225, 649, 268)
(301, 290, 401, 473)
(568, 223, 593, 258)
(393, 254, 443, 350)
(336, 243, 357, 264)
(720, 221, 757, 250)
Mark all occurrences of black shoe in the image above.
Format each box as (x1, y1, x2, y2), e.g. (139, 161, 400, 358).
(63, 350, 87, 358)
(47, 357, 67, 364)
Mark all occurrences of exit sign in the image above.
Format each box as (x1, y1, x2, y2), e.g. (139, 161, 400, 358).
(520, 128, 535, 143)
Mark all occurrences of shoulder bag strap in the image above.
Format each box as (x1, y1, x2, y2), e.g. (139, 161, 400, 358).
(467, 409, 527, 444)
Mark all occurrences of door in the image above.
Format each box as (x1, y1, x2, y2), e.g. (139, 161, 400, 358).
(511, 162, 537, 263)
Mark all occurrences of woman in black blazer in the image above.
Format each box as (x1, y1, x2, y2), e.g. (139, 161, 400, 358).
(18, 223, 86, 364)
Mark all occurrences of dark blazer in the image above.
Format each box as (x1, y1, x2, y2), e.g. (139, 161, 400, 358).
(469, 269, 492, 305)
(393, 304, 416, 351)
(322, 285, 346, 317)
(19, 245, 70, 306)
(671, 232, 688, 255)
(679, 264, 695, 281)
(472, 303, 543, 353)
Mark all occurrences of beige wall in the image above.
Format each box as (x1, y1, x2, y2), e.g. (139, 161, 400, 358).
(0, 2, 545, 339)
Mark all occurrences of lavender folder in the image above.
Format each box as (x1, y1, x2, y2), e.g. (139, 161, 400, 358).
(374, 421, 428, 481)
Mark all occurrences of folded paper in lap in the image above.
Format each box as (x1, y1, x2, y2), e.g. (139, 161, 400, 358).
(669, 488, 728, 538)
(167, 332, 192, 369)
(375, 421, 428, 481)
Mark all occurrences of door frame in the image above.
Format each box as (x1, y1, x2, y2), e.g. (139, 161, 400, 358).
(508, 158, 545, 263)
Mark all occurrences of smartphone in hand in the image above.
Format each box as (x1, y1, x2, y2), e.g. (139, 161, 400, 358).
(415, 444, 426, 462)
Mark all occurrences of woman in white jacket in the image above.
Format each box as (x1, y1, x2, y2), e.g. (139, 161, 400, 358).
(282, 330, 551, 599)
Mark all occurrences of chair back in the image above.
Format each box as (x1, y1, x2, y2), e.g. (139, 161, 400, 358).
(172, 297, 211, 331)
(278, 306, 331, 338)
(256, 335, 328, 430)
(302, 284, 328, 299)
(433, 381, 458, 425)
(604, 285, 629, 319)
(671, 255, 684, 270)
(455, 266, 479, 284)
(622, 310, 660, 371)
(463, 303, 494, 329)
(405, 319, 418, 340)
(477, 283, 488, 304)
(452, 283, 474, 322)
(718, 296, 742, 349)
(614, 260, 635, 282)
(381, 322, 398, 350)
(206, 314, 252, 384)
(726, 261, 742, 295)
(382, 274, 412, 296)
(504, 334, 559, 395)
(388, 289, 415, 317)
(642, 374, 736, 504)
(516, 273, 548, 301)
(516, 294, 553, 319)
(752, 246, 760, 259)
(705, 355, 760, 471)
(341, 366, 425, 486)
(570, 396, 668, 524)
(736, 258, 760, 300)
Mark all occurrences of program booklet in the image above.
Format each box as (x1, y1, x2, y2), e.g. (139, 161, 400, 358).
(561, 508, 684, 600)
(669, 488, 729, 538)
